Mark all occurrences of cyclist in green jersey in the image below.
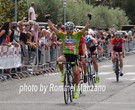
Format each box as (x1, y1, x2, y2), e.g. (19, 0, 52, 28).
(45, 14, 92, 99)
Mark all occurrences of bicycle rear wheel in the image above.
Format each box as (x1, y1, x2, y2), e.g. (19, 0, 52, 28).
(87, 62, 95, 87)
(91, 72, 95, 87)
(115, 58, 119, 82)
(79, 68, 84, 94)
(64, 72, 70, 104)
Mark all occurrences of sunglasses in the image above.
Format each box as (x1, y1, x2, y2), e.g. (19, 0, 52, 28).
(116, 35, 120, 38)
(66, 27, 73, 31)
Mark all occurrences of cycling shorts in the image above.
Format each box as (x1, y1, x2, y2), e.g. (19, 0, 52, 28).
(64, 54, 78, 67)
(89, 46, 97, 55)
(112, 47, 123, 57)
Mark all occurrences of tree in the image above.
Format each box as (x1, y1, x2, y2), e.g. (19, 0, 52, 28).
(26, 0, 129, 29)
(0, 0, 14, 25)
(84, 0, 135, 24)
(0, 0, 28, 25)
(121, 0, 135, 24)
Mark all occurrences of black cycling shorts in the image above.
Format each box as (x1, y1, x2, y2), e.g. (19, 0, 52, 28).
(89, 46, 97, 55)
(64, 54, 78, 67)
(113, 47, 122, 52)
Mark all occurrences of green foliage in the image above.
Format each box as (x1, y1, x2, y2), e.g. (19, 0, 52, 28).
(0, 0, 14, 25)
(91, 6, 129, 29)
(0, 0, 130, 29)
(0, 0, 28, 25)
(17, 0, 28, 20)
(66, 0, 94, 25)
(37, 0, 63, 23)
(65, 0, 130, 29)
(121, 0, 135, 24)
(84, 0, 135, 24)
(31, 0, 129, 29)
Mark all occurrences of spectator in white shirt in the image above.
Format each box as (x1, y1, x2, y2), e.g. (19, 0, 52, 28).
(28, 2, 36, 21)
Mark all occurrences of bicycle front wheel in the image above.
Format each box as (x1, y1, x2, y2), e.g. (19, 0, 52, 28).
(69, 73, 74, 102)
(63, 72, 70, 104)
(115, 58, 119, 82)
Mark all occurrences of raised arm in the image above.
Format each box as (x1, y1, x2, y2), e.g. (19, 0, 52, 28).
(48, 20, 59, 35)
(45, 14, 59, 35)
(81, 14, 92, 34)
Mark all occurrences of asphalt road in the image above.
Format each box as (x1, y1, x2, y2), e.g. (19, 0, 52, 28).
(0, 54, 135, 110)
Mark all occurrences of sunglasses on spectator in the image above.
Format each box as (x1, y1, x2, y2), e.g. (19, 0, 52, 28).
(66, 27, 73, 31)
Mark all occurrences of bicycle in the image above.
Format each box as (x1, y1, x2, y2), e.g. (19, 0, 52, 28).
(57, 61, 75, 104)
(114, 52, 122, 82)
(87, 52, 96, 87)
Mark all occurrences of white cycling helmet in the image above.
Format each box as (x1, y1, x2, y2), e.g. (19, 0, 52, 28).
(88, 29, 95, 36)
(115, 31, 122, 38)
(64, 21, 75, 28)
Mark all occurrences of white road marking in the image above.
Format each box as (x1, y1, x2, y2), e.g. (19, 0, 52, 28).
(0, 101, 135, 104)
(100, 65, 112, 68)
(123, 65, 134, 67)
(131, 78, 135, 81)
(125, 72, 135, 75)
(106, 77, 130, 80)
(100, 65, 135, 68)
(99, 72, 113, 75)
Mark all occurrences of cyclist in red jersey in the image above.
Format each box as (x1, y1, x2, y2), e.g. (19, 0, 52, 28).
(79, 33, 88, 83)
(111, 31, 125, 76)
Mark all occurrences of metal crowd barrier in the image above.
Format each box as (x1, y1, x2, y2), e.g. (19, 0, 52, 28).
(0, 45, 22, 80)
(124, 39, 135, 55)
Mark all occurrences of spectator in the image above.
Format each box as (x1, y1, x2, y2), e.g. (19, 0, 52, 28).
(23, 23, 30, 33)
(31, 23, 40, 43)
(0, 21, 11, 45)
(41, 29, 51, 47)
(17, 21, 24, 33)
(50, 31, 57, 61)
(56, 19, 65, 32)
(28, 20, 34, 31)
(28, 2, 36, 21)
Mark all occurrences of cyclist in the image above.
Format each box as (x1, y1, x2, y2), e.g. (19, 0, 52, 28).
(111, 31, 125, 76)
(45, 14, 92, 99)
(78, 32, 88, 83)
(85, 34, 104, 83)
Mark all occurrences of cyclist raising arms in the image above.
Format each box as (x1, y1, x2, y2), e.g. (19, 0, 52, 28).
(111, 31, 125, 76)
(45, 14, 92, 99)
(85, 34, 104, 83)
